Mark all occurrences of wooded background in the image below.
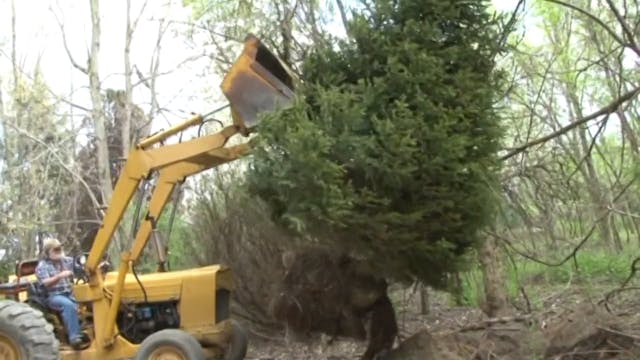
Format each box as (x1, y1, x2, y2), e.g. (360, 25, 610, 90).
(0, 0, 639, 331)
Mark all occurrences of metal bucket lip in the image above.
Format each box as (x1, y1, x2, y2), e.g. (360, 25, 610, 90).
(222, 33, 294, 96)
(220, 34, 295, 131)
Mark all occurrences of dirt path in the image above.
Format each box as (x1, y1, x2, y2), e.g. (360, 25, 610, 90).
(245, 286, 640, 359)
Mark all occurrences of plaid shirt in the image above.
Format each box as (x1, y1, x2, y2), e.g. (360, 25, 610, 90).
(35, 257, 74, 296)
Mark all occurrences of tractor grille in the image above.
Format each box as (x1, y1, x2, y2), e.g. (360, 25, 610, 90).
(216, 288, 230, 323)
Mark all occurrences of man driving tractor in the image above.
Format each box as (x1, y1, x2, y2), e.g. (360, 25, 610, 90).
(35, 238, 85, 349)
(0, 33, 283, 359)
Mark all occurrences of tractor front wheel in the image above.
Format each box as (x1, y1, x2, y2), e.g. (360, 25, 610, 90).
(0, 300, 59, 360)
(135, 329, 206, 360)
(224, 320, 248, 360)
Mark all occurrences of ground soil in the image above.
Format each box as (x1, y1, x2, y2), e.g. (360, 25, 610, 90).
(244, 284, 640, 360)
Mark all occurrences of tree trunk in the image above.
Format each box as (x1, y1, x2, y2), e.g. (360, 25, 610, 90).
(479, 235, 509, 317)
(566, 91, 620, 252)
(10, 0, 25, 258)
(335, 0, 350, 35)
(419, 283, 429, 315)
(123, 0, 133, 157)
(0, 77, 4, 121)
(11, 0, 18, 96)
(451, 272, 464, 306)
(88, 0, 117, 252)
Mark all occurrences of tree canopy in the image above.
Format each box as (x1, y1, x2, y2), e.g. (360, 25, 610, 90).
(247, 0, 506, 287)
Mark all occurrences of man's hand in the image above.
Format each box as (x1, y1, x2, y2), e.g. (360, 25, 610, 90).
(58, 270, 73, 279)
(41, 269, 73, 288)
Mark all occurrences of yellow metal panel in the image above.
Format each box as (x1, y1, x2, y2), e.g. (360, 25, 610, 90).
(60, 335, 139, 360)
(137, 114, 203, 149)
(73, 283, 103, 302)
(100, 265, 222, 303)
(86, 156, 147, 273)
(103, 271, 182, 303)
(144, 126, 239, 169)
(178, 268, 218, 330)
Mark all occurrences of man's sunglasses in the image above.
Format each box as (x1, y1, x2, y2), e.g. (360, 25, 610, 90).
(51, 247, 62, 253)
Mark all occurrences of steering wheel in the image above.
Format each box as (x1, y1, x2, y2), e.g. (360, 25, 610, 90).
(73, 253, 90, 284)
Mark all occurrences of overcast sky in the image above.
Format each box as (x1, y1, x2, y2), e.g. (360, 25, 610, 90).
(0, 0, 222, 132)
(0, 0, 526, 134)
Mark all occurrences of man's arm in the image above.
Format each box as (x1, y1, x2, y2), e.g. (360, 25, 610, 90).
(36, 263, 72, 289)
(40, 272, 71, 288)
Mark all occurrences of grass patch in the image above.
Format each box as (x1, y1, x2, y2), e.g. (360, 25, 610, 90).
(458, 250, 636, 307)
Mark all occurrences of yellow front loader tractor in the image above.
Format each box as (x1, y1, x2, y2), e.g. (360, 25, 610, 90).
(0, 34, 293, 360)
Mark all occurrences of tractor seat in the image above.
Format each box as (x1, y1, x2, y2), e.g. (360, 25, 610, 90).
(16, 258, 40, 277)
(0, 259, 56, 313)
(0, 259, 41, 296)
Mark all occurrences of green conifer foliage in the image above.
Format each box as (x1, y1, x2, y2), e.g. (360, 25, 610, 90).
(248, 0, 505, 287)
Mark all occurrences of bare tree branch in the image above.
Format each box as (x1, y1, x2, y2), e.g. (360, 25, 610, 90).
(601, 256, 640, 311)
(0, 49, 91, 112)
(131, 0, 149, 35)
(51, 2, 88, 74)
(494, 173, 638, 266)
(604, 0, 640, 56)
(545, 0, 628, 49)
(496, 0, 526, 53)
(501, 85, 640, 160)
(518, 51, 558, 167)
(131, 52, 206, 89)
(148, 16, 169, 121)
(608, 206, 640, 219)
(3, 121, 101, 210)
(566, 116, 609, 181)
(53, 94, 91, 113)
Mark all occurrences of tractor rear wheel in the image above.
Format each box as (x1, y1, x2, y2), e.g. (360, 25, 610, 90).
(135, 329, 206, 360)
(0, 300, 59, 360)
(224, 320, 248, 360)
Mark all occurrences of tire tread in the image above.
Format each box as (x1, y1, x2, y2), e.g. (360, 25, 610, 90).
(0, 300, 59, 360)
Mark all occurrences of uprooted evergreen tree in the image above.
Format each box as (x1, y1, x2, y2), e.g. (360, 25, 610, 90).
(248, 0, 505, 288)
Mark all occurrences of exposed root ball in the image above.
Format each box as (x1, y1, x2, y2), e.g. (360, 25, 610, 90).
(270, 248, 398, 359)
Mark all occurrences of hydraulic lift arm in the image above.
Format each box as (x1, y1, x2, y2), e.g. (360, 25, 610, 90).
(77, 34, 294, 346)
(86, 33, 293, 276)
(85, 122, 242, 274)
(127, 142, 251, 263)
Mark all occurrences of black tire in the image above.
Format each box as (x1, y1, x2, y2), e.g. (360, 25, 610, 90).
(224, 320, 248, 360)
(135, 329, 205, 360)
(0, 300, 59, 360)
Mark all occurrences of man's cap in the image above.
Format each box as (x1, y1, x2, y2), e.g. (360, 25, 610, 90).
(42, 238, 62, 253)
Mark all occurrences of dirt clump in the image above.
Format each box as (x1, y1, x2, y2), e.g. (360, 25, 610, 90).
(387, 315, 544, 360)
(386, 302, 640, 360)
(384, 330, 462, 360)
(543, 303, 639, 359)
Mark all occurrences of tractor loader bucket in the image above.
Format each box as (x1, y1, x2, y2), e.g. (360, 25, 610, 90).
(221, 34, 295, 133)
